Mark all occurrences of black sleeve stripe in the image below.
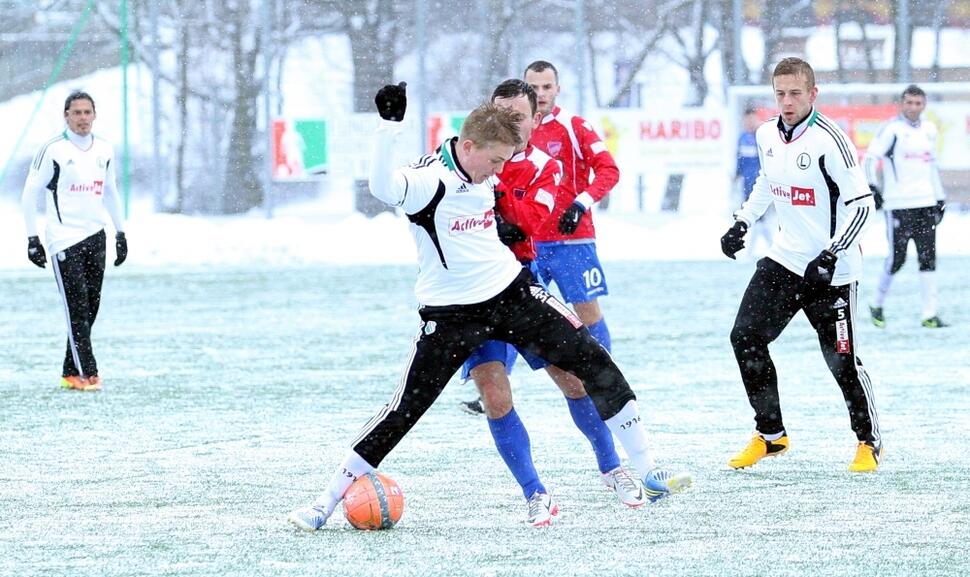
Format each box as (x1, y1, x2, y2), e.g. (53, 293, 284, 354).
(845, 193, 873, 206)
(399, 174, 409, 207)
(831, 207, 869, 253)
(32, 136, 62, 170)
(816, 116, 855, 168)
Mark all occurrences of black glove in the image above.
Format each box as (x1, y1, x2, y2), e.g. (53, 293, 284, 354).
(114, 232, 127, 266)
(497, 220, 527, 246)
(374, 82, 407, 121)
(803, 250, 837, 288)
(27, 236, 46, 268)
(869, 184, 883, 210)
(558, 202, 586, 235)
(936, 200, 945, 225)
(720, 221, 748, 260)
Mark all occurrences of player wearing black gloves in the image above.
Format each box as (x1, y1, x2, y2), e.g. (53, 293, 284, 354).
(721, 58, 882, 473)
(864, 84, 949, 328)
(20, 91, 127, 392)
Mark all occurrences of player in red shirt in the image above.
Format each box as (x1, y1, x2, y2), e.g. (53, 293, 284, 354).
(459, 80, 659, 522)
(524, 60, 619, 386)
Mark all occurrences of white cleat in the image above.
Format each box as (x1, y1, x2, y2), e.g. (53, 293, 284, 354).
(525, 491, 560, 527)
(288, 503, 330, 531)
(602, 466, 647, 508)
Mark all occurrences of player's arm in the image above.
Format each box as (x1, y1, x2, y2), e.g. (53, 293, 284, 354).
(862, 123, 893, 206)
(732, 138, 773, 227)
(20, 146, 55, 267)
(825, 155, 875, 257)
(21, 146, 55, 238)
(516, 158, 558, 237)
(102, 149, 125, 234)
(573, 119, 619, 209)
(368, 119, 410, 207)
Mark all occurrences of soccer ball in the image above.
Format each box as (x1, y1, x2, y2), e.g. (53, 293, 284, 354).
(343, 471, 405, 530)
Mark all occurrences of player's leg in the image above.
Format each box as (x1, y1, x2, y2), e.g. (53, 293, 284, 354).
(466, 342, 550, 513)
(458, 339, 515, 415)
(871, 209, 909, 327)
(544, 242, 612, 351)
(497, 277, 689, 501)
(82, 231, 107, 387)
(289, 306, 485, 530)
(728, 258, 801, 469)
(51, 236, 99, 391)
(804, 282, 881, 471)
(913, 206, 945, 327)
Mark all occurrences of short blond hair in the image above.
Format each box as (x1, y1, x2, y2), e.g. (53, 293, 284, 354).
(773, 57, 815, 89)
(459, 103, 523, 149)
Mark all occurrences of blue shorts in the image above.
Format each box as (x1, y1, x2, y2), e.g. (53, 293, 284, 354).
(460, 263, 550, 380)
(533, 241, 609, 304)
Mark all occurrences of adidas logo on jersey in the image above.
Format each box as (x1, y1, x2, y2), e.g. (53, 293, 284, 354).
(456, 183, 469, 193)
(831, 298, 848, 309)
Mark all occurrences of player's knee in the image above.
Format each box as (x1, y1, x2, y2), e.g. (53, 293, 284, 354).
(554, 371, 587, 399)
(730, 324, 766, 354)
(917, 257, 936, 272)
(889, 255, 906, 274)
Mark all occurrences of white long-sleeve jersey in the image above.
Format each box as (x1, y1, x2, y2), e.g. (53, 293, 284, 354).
(368, 120, 522, 306)
(735, 109, 875, 285)
(21, 129, 124, 255)
(863, 115, 944, 210)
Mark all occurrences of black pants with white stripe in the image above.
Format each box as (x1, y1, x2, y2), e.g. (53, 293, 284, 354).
(885, 206, 938, 274)
(51, 230, 106, 378)
(730, 258, 880, 446)
(351, 268, 635, 467)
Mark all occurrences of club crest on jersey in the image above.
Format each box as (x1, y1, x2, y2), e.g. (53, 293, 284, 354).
(449, 209, 495, 235)
(529, 285, 582, 328)
(513, 188, 526, 199)
(796, 153, 811, 169)
(423, 321, 436, 335)
(547, 141, 563, 157)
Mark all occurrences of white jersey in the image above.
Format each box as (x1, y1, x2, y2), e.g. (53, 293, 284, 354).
(21, 129, 124, 255)
(735, 108, 875, 285)
(368, 120, 522, 306)
(863, 115, 944, 210)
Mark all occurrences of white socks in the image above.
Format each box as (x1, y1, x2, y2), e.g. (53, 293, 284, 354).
(919, 270, 938, 319)
(604, 400, 657, 476)
(314, 450, 374, 517)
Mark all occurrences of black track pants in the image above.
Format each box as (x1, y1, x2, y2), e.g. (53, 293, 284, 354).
(51, 230, 106, 378)
(730, 258, 880, 446)
(351, 268, 635, 467)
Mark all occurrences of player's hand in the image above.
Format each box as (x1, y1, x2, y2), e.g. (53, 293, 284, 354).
(27, 236, 46, 268)
(935, 200, 945, 225)
(497, 220, 527, 246)
(558, 202, 586, 235)
(803, 250, 837, 288)
(375, 82, 407, 122)
(868, 184, 883, 210)
(114, 232, 128, 266)
(720, 221, 748, 260)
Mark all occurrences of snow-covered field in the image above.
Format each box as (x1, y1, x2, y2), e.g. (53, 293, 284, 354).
(1, 232, 967, 575)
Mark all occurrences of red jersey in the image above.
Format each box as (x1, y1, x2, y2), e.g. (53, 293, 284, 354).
(529, 106, 620, 242)
(494, 144, 559, 261)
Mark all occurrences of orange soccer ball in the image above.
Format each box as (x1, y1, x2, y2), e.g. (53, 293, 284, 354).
(343, 471, 405, 530)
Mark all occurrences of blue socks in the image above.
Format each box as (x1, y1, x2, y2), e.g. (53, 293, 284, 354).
(567, 395, 621, 474)
(488, 408, 545, 499)
(588, 319, 612, 352)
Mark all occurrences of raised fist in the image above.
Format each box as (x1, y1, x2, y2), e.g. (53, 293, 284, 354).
(375, 82, 407, 122)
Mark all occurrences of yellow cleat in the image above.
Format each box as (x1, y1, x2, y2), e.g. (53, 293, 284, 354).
(848, 442, 881, 472)
(60, 376, 101, 392)
(728, 433, 789, 469)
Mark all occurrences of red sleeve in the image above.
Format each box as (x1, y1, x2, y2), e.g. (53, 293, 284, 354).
(573, 116, 619, 202)
(515, 159, 558, 237)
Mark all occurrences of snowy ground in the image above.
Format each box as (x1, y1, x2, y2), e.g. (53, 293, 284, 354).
(1, 247, 968, 575)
